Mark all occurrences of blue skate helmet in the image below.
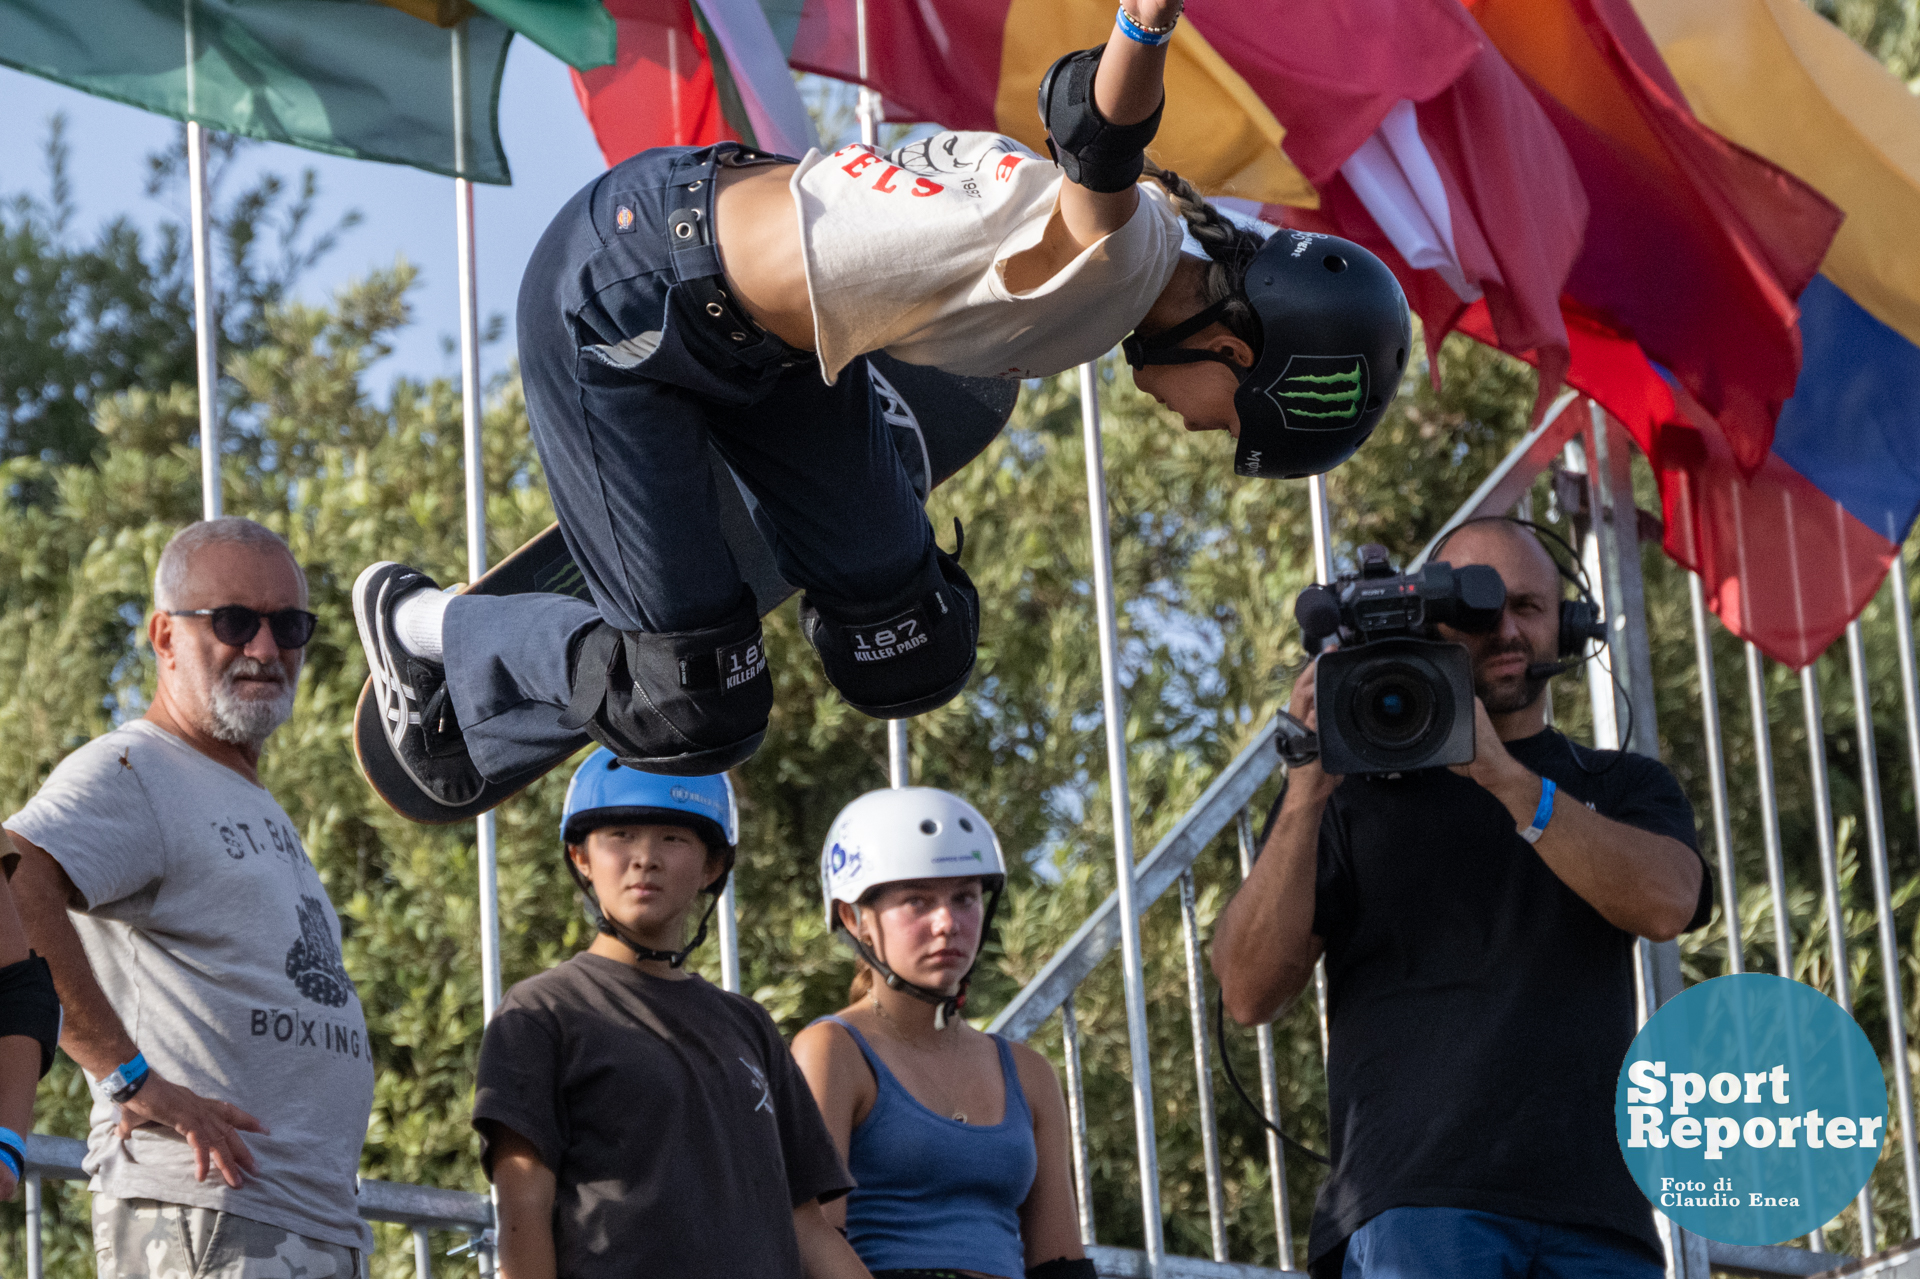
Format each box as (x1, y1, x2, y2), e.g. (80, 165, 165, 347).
(560, 748, 739, 966)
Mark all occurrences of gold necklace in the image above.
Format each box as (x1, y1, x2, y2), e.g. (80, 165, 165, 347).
(870, 995, 967, 1122)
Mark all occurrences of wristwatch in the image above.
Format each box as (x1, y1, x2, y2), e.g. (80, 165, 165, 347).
(93, 1052, 150, 1105)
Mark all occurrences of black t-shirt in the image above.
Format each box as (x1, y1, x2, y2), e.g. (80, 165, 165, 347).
(1306, 730, 1711, 1271)
(473, 954, 853, 1279)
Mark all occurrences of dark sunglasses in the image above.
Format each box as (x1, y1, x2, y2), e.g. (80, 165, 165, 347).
(167, 606, 319, 650)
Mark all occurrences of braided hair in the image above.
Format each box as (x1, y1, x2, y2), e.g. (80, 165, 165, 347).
(1143, 162, 1267, 348)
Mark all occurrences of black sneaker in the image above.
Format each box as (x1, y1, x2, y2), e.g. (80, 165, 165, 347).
(352, 562, 485, 810)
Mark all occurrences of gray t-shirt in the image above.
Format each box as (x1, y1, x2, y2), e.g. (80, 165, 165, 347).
(5, 720, 374, 1248)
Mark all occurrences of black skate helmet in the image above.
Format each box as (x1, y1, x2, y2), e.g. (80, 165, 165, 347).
(1124, 229, 1411, 479)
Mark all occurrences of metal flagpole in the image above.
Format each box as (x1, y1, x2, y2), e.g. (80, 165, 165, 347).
(452, 26, 502, 1272)
(1078, 362, 1164, 1269)
(1747, 642, 1818, 1252)
(857, 0, 907, 789)
(1237, 810, 1296, 1269)
(1845, 619, 1920, 1227)
(1305, 476, 1333, 1063)
(1746, 645, 1794, 976)
(855, 0, 881, 148)
(1801, 665, 1876, 1253)
(1687, 576, 1741, 973)
(184, 0, 220, 518)
(451, 21, 502, 1030)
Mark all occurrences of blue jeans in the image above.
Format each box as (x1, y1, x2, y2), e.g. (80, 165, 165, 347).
(1341, 1208, 1664, 1279)
(444, 143, 972, 779)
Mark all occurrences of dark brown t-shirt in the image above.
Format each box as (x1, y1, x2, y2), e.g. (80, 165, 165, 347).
(473, 953, 852, 1279)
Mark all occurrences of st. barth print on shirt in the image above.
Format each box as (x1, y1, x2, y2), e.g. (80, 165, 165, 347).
(4, 720, 376, 1249)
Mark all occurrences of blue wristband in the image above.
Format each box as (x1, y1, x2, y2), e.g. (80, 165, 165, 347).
(1116, 5, 1176, 45)
(0, 1128, 22, 1180)
(97, 1051, 150, 1105)
(1520, 777, 1557, 844)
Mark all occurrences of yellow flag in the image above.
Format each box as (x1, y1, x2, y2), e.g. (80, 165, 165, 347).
(1632, 0, 1920, 347)
(992, 0, 1318, 209)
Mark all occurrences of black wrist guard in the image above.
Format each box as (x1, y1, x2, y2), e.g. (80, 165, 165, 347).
(0, 955, 61, 1078)
(1027, 1259, 1098, 1279)
(1038, 48, 1164, 193)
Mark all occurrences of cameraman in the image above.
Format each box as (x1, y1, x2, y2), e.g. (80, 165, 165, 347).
(1212, 518, 1710, 1279)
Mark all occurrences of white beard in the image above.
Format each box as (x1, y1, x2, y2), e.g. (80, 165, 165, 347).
(205, 658, 296, 748)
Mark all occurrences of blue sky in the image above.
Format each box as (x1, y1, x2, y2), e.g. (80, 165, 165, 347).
(1, 40, 608, 391)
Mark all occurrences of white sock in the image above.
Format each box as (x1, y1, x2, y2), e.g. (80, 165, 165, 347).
(393, 587, 451, 662)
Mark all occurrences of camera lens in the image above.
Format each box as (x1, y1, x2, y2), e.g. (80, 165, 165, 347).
(1352, 663, 1437, 751)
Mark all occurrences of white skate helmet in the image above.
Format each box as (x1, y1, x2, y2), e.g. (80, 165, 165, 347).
(820, 787, 1007, 1027)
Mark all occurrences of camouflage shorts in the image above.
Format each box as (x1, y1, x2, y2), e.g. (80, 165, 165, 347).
(93, 1194, 364, 1279)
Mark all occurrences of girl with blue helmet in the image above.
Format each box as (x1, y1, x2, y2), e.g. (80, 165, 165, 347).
(793, 788, 1092, 1279)
(473, 748, 866, 1279)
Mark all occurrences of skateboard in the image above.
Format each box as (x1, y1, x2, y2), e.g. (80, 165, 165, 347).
(355, 355, 1018, 824)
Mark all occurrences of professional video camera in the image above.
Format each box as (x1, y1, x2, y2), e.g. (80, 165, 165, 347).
(1292, 544, 1505, 775)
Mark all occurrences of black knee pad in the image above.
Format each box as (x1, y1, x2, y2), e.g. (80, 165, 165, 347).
(560, 591, 772, 776)
(800, 543, 978, 718)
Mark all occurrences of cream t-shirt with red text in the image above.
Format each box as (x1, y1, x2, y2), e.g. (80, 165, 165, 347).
(790, 131, 1183, 384)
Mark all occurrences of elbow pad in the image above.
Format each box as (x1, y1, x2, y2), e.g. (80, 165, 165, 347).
(0, 955, 62, 1079)
(1038, 47, 1164, 193)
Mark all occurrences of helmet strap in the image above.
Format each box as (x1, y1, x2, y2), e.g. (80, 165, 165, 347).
(599, 891, 718, 969)
(1122, 299, 1247, 375)
(842, 885, 1002, 1031)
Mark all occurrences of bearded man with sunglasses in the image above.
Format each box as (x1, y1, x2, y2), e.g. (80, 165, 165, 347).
(7, 518, 373, 1279)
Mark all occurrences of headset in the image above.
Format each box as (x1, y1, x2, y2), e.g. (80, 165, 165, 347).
(1427, 517, 1607, 681)
(1425, 515, 1630, 770)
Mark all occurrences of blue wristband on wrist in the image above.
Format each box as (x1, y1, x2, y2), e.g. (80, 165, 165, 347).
(0, 1128, 23, 1179)
(97, 1051, 150, 1104)
(1520, 777, 1557, 844)
(1116, 5, 1176, 45)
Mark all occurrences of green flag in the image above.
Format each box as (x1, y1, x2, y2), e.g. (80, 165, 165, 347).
(0, 0, 517, 184)
(468, 0, 614, 72)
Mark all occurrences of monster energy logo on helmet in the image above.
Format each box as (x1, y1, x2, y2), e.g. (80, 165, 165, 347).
(1263, 355, 1370, 430)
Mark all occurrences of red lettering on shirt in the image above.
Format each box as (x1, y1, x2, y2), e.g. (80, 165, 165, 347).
(911, 177, 944, 197)
(995, 154, 1023, 182)
(842, 153, 879, 179)
(872, 164, 902, 194)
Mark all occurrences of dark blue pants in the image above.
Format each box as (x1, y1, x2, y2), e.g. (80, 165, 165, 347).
(1341, 1208, 1665, 1279)
(445, 144, 938, 779)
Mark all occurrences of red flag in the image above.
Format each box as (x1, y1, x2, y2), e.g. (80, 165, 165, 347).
(787, 0, 1011, 131)
(1454, 300, 1889, 668)
(1467, 0, 1841, 474)
(1268, 40, 1587, 423)
(1185, 0, 1479, 188)
(572, 0, 737, 166)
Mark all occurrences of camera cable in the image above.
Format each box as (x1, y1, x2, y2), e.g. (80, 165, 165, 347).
(1212, 988, 1331, 1166)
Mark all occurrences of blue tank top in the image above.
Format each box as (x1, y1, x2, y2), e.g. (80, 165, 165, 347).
(815, 1016, 1037, 1279)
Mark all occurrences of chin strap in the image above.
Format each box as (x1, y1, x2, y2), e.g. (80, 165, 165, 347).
(844, 886, 1002, 1031)
(573, 860, 729, 970)
(1121, 299, 1247, 372)
(599, 890, 719, 969)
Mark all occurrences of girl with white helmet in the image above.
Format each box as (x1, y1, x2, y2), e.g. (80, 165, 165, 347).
(792, 788, 1092, 1279)
(474, 749, 867, 1279)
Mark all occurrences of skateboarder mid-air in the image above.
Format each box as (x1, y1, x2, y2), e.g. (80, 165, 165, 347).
(354, 0, 1412, 818)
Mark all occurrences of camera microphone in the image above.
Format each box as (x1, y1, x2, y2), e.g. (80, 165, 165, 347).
(1295, 585, 1342, 653)
(1526, 659, 1581, 680)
